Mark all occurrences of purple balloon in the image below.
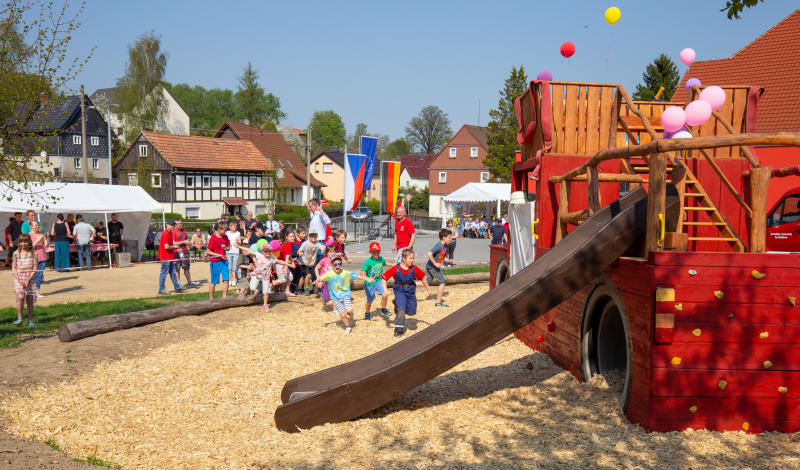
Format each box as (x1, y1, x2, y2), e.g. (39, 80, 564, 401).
(685, 78, 701, 92)
(663, 125, 687, 139)
(537, 70, 553, 81)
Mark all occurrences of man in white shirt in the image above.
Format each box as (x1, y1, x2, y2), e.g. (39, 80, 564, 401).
(307, 198, 331, 241)
(72, 215, 96, 269)
(264, 213, 280, 240)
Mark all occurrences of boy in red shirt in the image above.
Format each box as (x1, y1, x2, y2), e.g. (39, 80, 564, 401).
(205, 222, 230, 300)
(158, 220, 184, 295)
(382, 248, 432, 337)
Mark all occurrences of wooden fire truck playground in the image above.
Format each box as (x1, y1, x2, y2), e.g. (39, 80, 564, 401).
(490, 80, 800, 433)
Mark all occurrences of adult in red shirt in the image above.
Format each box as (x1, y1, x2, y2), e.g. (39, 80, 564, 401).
(205, 222, 230, 300)
(157, 220, 183, 295)
(172, 218, 197, 288)
(392, 206, 416, 265)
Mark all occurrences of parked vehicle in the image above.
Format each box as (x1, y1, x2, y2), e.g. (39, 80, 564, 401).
(766, 186, 800, 252)
(350, 206, 373, 220)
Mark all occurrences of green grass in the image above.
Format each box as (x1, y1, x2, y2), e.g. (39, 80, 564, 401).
(442, 265, 490, 275)
(0, 290, 223, 349)
(76, 455, 119, 468)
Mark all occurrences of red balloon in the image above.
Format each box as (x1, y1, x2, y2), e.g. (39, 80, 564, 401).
(560, 41, 576, 58)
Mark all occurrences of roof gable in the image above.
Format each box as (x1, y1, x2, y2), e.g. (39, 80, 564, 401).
(672, 9, 800, 132)
(429, 124, 489, 169)
(400, 153, 436, 179)
(140, 131, 272, 172)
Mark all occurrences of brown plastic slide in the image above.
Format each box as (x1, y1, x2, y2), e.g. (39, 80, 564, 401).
(275, 186, 676, 432)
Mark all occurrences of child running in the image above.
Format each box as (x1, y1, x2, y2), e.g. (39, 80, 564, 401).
(333, 229, 351, 264)
(360, 241, 390, 320)
(298, 231, 322, 295)
(314, 244, 336, 309)
(236, 239, 292, 311)
(206, 222, 230, 300)
(426, 228, 453, 308)
(11, 234, 37, 326)
(382, 248, 432, 337)
(314, 254, 373, 333)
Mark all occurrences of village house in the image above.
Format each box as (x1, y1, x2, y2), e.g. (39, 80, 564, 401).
(427, 124, 491, 217)
(310, 151, 382, 203)
(214, 121, 325, 205)
(23, 94, 111, 182)
(113, 131, 273, 219)
(399, 153, 436, 190)
(90, 86, 190, 140)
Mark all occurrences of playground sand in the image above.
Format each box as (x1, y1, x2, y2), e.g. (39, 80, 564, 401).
(3, 283, 799, 469)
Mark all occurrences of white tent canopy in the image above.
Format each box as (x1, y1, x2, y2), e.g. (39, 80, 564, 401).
(0, 182, 163, 261)
(441, 182, 511, 226)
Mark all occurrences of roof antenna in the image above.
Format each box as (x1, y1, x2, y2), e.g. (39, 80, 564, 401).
(477, 99, 480, 126)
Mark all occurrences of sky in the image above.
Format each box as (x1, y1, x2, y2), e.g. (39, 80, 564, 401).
(58, 0, 798, 145)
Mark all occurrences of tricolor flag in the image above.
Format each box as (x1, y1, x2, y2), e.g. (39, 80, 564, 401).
(344, 153, 367, 211)
(382, 161, 401, 214)
(360, 135, 378, 190)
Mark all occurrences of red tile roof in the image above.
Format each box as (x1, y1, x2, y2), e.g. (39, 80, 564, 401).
(141, 131, 272, 171)
(399, 153, 436, 179)
(672, 9, 800, 133)
(213, 121, 324, 188)
(463, 124, 488, 149)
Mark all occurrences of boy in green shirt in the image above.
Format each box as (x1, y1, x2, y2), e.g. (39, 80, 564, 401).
(360, 241, 390, 320)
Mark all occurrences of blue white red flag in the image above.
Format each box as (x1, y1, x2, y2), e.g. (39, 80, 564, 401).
(344, 153, 366, 211)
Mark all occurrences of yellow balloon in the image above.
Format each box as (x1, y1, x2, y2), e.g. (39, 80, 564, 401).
(605, 6, 621, 25)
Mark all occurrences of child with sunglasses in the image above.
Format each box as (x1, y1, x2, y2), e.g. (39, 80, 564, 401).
(314, 254, 373, 333)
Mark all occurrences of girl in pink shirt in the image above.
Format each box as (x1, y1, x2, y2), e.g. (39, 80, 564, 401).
(314, 244, 336, 308)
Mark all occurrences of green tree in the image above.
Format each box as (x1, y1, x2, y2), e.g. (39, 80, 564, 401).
(405, 105, 452, 154)
(632, 54, 680, 101)
(484, 65, 528, 182)
(234, 62, 285, 127)
(722, 0, 764, 19)
(347, 122, 369, 150)
(116, 32, 167, 143)
(308, 110, 346, 154)
(381, 138, 412, 161)
(1, 0, 92, 196)
(164, 82, 238, 135)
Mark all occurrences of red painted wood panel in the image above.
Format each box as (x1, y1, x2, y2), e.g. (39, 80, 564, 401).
(651, 343, 800, 370)
(651, 266, 800, 287)
(651, 369, 800, 398)
(651, 251, 800, 268)
(649, 418, 800, 434)
(652, 396, 800, 421)
(652, 285, 797, 304)
(669, 323, 800, 344)
(667, 302, 800, 325)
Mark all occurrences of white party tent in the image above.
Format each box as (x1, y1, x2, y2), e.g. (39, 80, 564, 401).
(0, 182, 163, 263)
(441, 182, 511, 226)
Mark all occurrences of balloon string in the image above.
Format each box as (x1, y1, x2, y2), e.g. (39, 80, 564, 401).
(605, 31, 613, 75)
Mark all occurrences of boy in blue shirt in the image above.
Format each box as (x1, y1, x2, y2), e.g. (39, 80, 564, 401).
(315, 254, 373, 333)
(426, 228, 452, 308)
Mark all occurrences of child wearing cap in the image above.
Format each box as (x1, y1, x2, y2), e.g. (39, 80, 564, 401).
(382, 248, 432, 337)
(314, 254, 373, 333)
(270, 239, 295, 296)
(360, 241, 390, 320)
(236, 239, 292, 311)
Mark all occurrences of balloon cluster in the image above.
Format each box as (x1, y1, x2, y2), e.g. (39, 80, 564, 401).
(662, 85, 727, 137)
(555, 6, 621, 60)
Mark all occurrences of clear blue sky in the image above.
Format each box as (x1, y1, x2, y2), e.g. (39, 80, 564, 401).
(66, 0, 797, 144)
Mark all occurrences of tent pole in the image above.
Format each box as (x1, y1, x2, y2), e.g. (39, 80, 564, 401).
(104, 212, 112, 270)
(497, 199, 500, 219)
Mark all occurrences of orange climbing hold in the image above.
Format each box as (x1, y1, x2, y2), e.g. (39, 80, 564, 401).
(742, 422, 750, 431)
(718, 380, 728, 390)
(751, 269, 766, 279)
(789, 296, 797, 307)
(670, 357, 682, 365)
(759, 331, 769, 339)
(714, 290, 724, 300)
(778, 386, 788, 394)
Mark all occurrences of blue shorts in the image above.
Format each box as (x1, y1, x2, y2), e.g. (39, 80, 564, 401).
(210, 260, 230, 285)
(393, 289, 417, 316)
(364, 282, 385, 303)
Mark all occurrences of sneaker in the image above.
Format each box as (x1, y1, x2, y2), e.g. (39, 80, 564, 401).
(37, 293, 45, 299)
(364, 312, 371, 320)
(394, 328, 405, 337)
(27, 321, 35, 327)
(158, 290, 170, 296)
(345, 327, 352, 334)
(380, 308, 390, 316)
(435, 302, 449, 308)
(187, 281, 199, 288)
(12, 319, 22, 326)
(175, 286, 185, 293)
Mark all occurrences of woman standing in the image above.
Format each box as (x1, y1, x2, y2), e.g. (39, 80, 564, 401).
(50, 214, 71, 272)
(29, 221, 49, 296)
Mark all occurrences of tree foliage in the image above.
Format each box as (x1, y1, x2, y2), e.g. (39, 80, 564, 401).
(381, 138, 412, 161)
(164, 82, 236, 135)
(484, 65, 528, 182)
(116, 32, 167, 143)
(1, 0, 92, 197)
(308, 110, 345, 154)
(234, 62, 285, 127)
(632, 54, 680, 101)
(405, 105, 452, 154)
(722, 0, 764, 19)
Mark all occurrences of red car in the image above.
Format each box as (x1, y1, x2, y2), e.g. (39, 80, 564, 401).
(766, 186, 800, 252)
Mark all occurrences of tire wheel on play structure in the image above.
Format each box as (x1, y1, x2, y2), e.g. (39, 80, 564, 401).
(581, 280, 632, 411)
(494, 258, 510, 287)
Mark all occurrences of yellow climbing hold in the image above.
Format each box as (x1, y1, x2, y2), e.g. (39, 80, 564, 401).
(759, 331, 769, 339)
(778, 386, 788, 394)
(742, 422, 750, 431)
(692, 328, 702, 337)
(656, 288, 676, 302)
(689, 405, 698, 414)
(751, 269, 766, 280)
(671, 357, 682, 365)
(789, 296, 797, 307)
(764, 360, 773, 369)
(718, 380, 728, 390)
(714, 290, 724, 300)
(674, 303, 683, 312)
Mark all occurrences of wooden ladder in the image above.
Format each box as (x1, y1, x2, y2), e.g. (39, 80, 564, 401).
(630, 160, 745, 252)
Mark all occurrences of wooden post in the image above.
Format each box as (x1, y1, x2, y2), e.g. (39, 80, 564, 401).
(556, 181, 570, 243)
(748, 166, 771, 253)
(646, 153, 667, 254)
(587, 166, 600, 215)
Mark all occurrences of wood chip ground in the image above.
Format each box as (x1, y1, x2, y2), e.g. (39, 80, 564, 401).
(2, 284, 798, 469)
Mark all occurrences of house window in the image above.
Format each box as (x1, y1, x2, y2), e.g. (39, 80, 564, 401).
(186, 175, 196, 187)
(138, 144, 147, 157)
(203, 176, 212, 187)
(438, 171, 447, 183)
(151, 173, 161, 188)
(73, 157, 81, 169)
(323, 163, 333, 173)
(449, 147, 456, 158)
(315, 163, 320, 172)
(471, 147, 478, 158)
(73, 135, 81, 145)
(91, 136, 99, 146)
(249, 176, 258, 188)
(92, 158, 100, 169)
(480, 171, 490, 183)
(185, 207, 200, 219)
(228, 176, 237, 187)
(128, 173, 137, 186)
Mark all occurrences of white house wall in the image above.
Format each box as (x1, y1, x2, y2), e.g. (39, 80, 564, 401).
(399, 169, 428, 191)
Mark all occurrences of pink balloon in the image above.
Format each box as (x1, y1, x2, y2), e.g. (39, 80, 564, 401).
(679, 48, 696, 66)
(699, 85, 726, 111)
(661, 106, 686, 133)
(685, 100, 712, 126)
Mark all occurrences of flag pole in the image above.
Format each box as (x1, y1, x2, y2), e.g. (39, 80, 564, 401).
(343, 144, 347, 237)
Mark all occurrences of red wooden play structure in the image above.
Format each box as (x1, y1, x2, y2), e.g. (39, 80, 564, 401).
(492, 80, 800, 433)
